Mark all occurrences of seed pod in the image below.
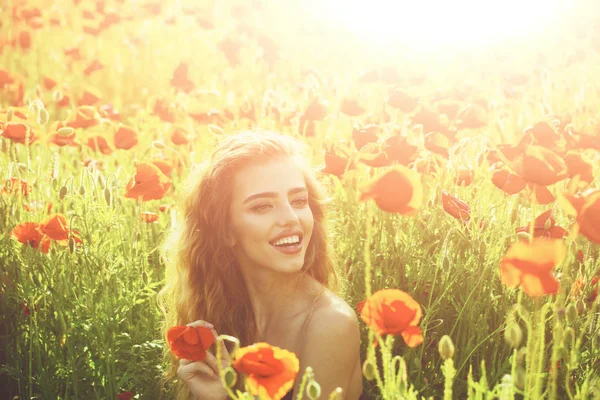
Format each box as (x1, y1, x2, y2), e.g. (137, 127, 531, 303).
(6, 108, 13, 121)
(362, 359, 376, 381)
(79, 185, 86, 196)
(514, 367, 526, 390)
(59, 185, 68, 200)
(37, 108, 49, 125)
(151, 140, 166, 149)
(442, 254, 450, 270)
(504, 323, 523, 348)
(576, 299, 584, 315)
(516, 231, 531, 242)
(68, 236, 75, 253)
(52, 90, 63, 102)
(104, 188, 111, 206)
(51, 178, 58, 189)
(307, 380, 321, 400)
(208, 124, 224, 135)
(327, 388, 343, 400)
(566, 303, 578, 325)
(97, 174, 105, 188)
(223, 367, 236, 388)
(136, 232, 141, 242)
(57, 127, 74, 136)
(438, 335, 455, 360)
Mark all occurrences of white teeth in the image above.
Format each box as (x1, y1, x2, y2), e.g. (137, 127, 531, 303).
(271, 235, 300, 246)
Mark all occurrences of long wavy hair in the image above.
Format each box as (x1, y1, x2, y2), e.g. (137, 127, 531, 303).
(157, 130, 339, 399)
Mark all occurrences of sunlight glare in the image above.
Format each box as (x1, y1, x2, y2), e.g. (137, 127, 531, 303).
(315, 0, 563, 49)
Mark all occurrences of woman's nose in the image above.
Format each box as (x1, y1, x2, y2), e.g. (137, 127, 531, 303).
(277, 202, 299, 226)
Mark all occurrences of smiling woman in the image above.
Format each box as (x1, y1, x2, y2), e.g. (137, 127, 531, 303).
(158, 130, 366, 400)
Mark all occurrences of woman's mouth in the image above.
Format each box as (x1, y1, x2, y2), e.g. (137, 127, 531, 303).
(269, 235, 303, 255)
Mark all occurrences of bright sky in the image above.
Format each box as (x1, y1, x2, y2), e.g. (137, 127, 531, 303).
(308, 0, 566, 51)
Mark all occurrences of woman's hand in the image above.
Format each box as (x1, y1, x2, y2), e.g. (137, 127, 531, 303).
(177, 320, 232, 400)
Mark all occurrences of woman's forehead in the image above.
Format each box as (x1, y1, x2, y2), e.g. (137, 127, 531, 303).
(232, 158, 307, 198)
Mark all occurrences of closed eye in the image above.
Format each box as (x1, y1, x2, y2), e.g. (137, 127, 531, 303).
(251, 204, 273, 212)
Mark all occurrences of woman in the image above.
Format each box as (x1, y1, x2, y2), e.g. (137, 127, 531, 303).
(159, 131, 366, 400)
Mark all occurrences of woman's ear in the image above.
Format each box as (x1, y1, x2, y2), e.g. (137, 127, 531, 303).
(224, 230, 237, 248)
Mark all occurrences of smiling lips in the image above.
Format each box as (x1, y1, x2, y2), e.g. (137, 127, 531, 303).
(270, 235, 304, 255)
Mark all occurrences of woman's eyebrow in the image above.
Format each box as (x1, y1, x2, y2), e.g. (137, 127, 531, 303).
(243, 187, 308, 204)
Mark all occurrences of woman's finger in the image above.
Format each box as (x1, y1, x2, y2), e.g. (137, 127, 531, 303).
(177, 360, 218, 381)
(186, 320, 214, 329)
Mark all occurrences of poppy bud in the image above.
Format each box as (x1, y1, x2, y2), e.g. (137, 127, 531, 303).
(57, 127, 74, 136)
(478, 240, 487, 256)
(104, 188, 111, 206)
(68, 236, 75, 253)
(576, 299, 584, 315)
(516, 348, 527, 365)
(223, 367, 236, 388)
(37, 108, 49, 125)
(328, 388, 343, 400)
(97, 174, 105, 188)
(442, 254, 450, 270)
(151, 140, 166, 149)
(6, 108, 13, 121)
(514, 367, 526, 390)
(362, 359, 376, 381)
(208, 124, 224, 135)
(307, 380, 321, 400)
(52, 90, 63, 102)
(438, 335, 455, 360)
(79, 185, 85, 196)
(51, 178, 58, 189)
(59, 185, 68, 200)
(557, 307, 566, 322)
(566, 303, 577, 324)
(136, 232, 141, 241)
(516, 231, 531, 242)
(504, 323, 523, 348)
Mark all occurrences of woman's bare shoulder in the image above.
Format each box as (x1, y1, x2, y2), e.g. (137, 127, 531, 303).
(314, 288, 358, 321)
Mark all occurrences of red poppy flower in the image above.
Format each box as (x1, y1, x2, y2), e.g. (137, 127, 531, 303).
(141, 212, 159, 223)
(125, 163, 172, 201)
(114, 125, 138, 150)
(515, 209, 567, 239)
(11, 222, 51, 253)
(87, 136, 113, 155)
(117, 391, 134, 400)
(359, 166, 422, 215)
(1, 122, 36, 144)
(171, 127, 190, 145)
(303, 97, 328, 121)
(352, 124, 378, 150)
(2, 178, 32, 197)
(499, 238, 565, 297)
(387, 89, 418, 113)
(527, 183, 555, 205)
(382, 134, 419, 166)
(77, 88, 101, 107)
(455, 167, 473, 186)
(321, 144, 354, 178)
(491, 166, 526, 195)
(559, 189, 600, 244)
(83, 59, 104, 76)
(441, 190, 470, 223)
(232, 342, 299, 400)
(340, 98, 365, 116)
(39, 213, 69, 241)
(424, 132, 450, 158)
(563, 151, 594, 189)
(358, 289, 424, 347)
(66, 106, 101, 129)
(170, 62, 195, 93)
(523, 121, 562, 149)
(43, 76, 57, 90)
(513, 146, 568, 186)
(167, 325, 215, 361)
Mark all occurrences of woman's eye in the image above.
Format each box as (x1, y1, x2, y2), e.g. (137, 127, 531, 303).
(251, 204, 272, 212)
(292, 197, 308, 207)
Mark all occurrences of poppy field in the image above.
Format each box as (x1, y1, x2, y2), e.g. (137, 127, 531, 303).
(1, 0, 600, 399)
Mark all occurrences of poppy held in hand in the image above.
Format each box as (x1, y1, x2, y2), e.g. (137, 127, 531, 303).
(167, 325, 216, 361)
(499, 238, 565, 297)
(232, 342, 299, 400)
(359, 166, 422, 215)
(357, 289, 424, 347)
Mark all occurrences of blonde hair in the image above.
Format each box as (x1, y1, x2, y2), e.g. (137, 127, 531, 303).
(157, 131, 339, 399)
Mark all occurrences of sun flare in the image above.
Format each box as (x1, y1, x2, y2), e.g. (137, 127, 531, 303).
(314, 0, 564, 50)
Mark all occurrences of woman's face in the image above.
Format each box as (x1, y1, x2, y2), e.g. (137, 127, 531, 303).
(228, 156, 314, 274)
